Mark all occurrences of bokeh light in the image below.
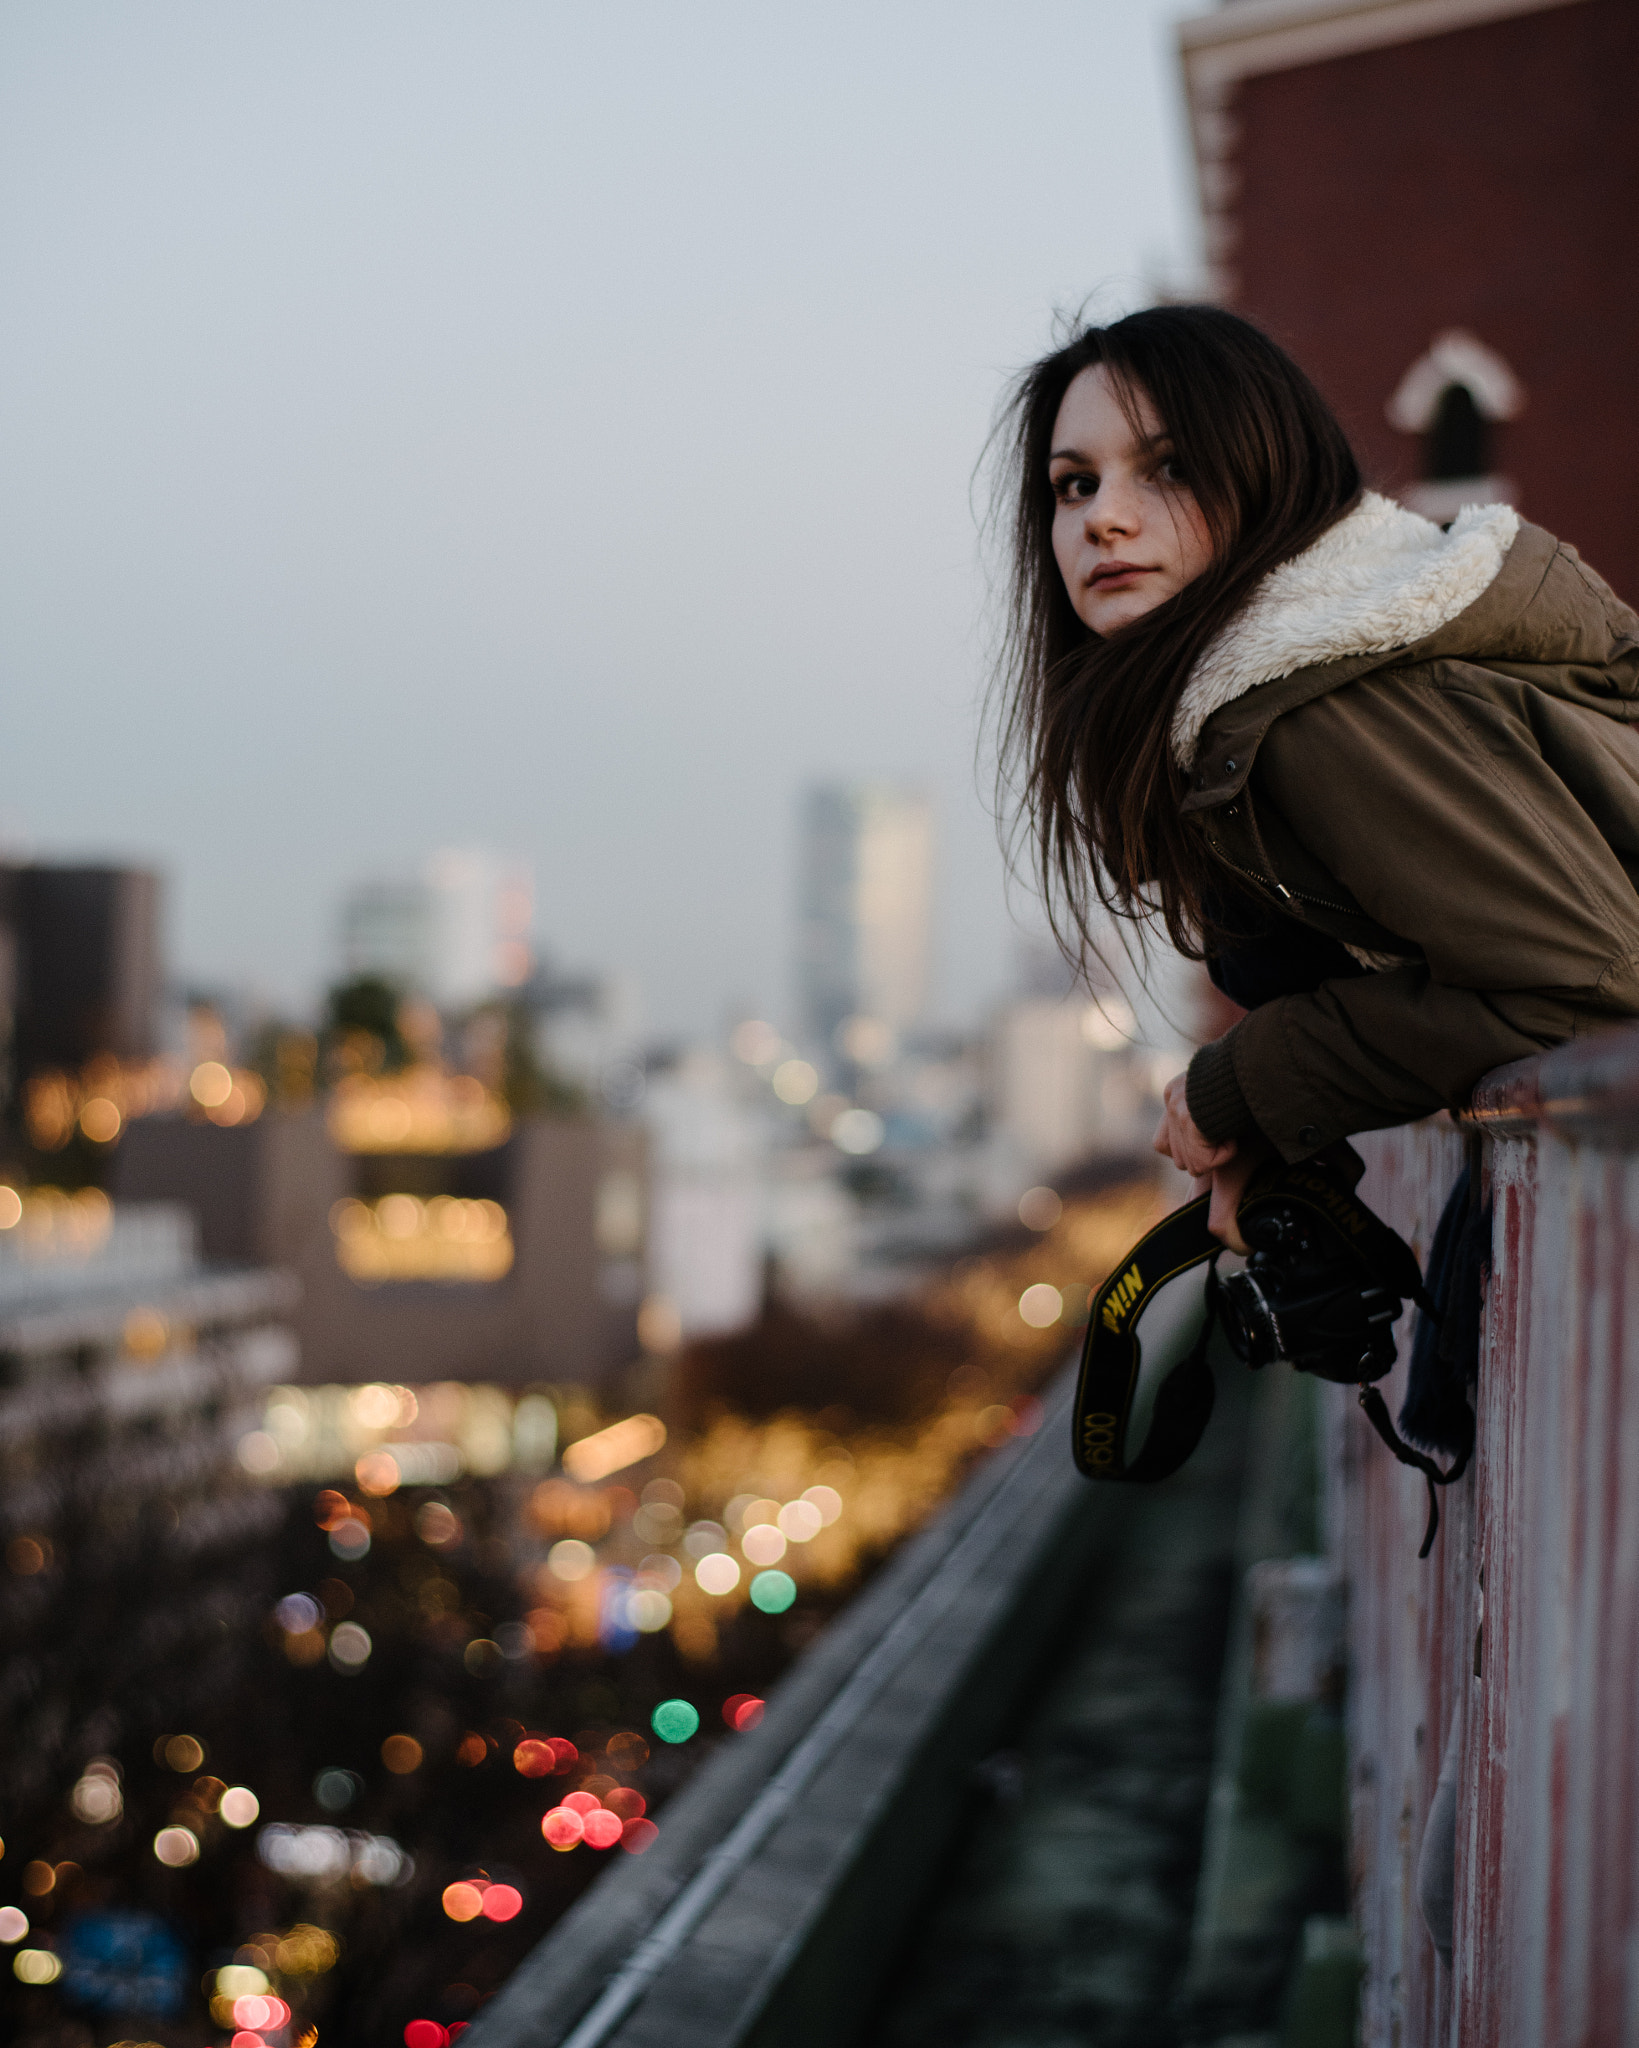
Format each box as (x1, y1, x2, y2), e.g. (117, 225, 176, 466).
(776, 1498, 823, 1543)
(328, 1621, 373, 1671)
(1018, 1185, 1064, 1231)
(547, 1538, 596, 1582)
(14, 1949, 62, 1984)
(0, 1908, 27, 1943)
(480, 1883, 523, 1921)
(328, 1516, 372, 1561)
(220, 1786, 260, 1827)
(541, 1808, 584, 1850)
(723, 1694, 766, 1731)
(162, 1733, 205, 1772)
(382, 1735, 424, 1775)
(415, 1500, 462, 1546)
(583, 1810, 623, 1851)
(694, 1553, 740, 1596)
(441, 1882, 485, 1922)
(276, 1592, 322, 1634)
(405, 2023, 450, 2048)
(216, 1964, 270, 1996)
(620, 1819, 659, 1855)
(651, 1699, 699, 1745)
(627, 1588, 673, 1631)
(69, 1759, 122, 1824)
(741, 1523, 786, 1567)
(750, 1570, 797, 1614)
(831, 1107, 885, 1155)
(771, 1059, 818, 1105)
(153, 1827, 199, 1867)
(1017, 1283, 1064, 1329)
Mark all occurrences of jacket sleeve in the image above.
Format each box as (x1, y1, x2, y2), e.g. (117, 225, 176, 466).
(1186, 665, 1639, 1159)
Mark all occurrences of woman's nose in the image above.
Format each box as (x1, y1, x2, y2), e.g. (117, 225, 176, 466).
(1085, 481, 1139, 540)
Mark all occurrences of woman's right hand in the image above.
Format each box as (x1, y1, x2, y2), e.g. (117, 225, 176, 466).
(1153, 1072, 1262, 1254)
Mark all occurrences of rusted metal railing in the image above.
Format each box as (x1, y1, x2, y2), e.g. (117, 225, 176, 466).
(1340, 1023, 1639, 2047)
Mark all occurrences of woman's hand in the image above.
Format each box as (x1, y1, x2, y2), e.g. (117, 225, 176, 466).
(1153, 1072, 1267, 1254)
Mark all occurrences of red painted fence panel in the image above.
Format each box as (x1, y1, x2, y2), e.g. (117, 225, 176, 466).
(1342, 1029, 1639, 2047)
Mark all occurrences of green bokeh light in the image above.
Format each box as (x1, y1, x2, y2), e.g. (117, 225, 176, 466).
(650, 1698, 699, 1744)
(749, 1570, 796, 1615)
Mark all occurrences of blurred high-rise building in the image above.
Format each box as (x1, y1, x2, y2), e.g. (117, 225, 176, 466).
(798, 784, 932, 1063)
(9, 865, 162, 1087)
(339, 849, 533, 1009)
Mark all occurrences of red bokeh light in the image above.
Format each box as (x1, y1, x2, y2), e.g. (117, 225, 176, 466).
(313, 1488, 351, 1529)
(404, 2022, 450, 2048)
(561, 1790, 600, 1816)
(733, 1698, 765, 1731)
(1011, 1395, 1044, 1436)
(605, 1786, 646, 1821)
(513, 1739, 554, 1777)
(233, 1995, 273, 2029)
(547, 1736, 578, 1773)
(620, 1817, 659, 1855)
(582, 1808, 624, 1851)
(231, 2034, 264, 2048)
(542, 1806, 584, 1849)
(480, 1883, 523, 1922)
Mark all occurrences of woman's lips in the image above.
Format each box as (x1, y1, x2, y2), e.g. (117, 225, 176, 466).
(1088, 562, 1153, 588)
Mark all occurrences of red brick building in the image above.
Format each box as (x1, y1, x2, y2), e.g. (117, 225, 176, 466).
(1179, 0, 1639, 599)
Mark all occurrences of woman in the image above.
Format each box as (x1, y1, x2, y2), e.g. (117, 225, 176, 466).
(994, 304, 1639, 1248)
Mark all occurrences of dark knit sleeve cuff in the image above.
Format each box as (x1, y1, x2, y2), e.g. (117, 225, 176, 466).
(1186, 1034, 1259, 1146)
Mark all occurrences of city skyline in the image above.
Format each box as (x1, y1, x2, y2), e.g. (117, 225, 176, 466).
(0, 1, 1201, 1038)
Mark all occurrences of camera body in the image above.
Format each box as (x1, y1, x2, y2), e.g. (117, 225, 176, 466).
(1216, 1197, 1404, 1385)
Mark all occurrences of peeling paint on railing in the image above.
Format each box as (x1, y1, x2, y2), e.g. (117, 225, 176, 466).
(1339, 1024, 1639, 2047)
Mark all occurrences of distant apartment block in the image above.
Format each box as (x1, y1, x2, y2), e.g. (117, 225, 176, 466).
(798, 785, 932, 1064)
(0, 1189, 296, 1826)
(113, 1104, 645, 1390)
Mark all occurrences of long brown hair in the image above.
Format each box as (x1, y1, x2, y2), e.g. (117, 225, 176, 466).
(991, 304, 1361, 965)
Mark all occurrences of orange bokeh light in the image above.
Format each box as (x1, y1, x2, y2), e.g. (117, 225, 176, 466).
(441, 1882, 485, 1923)
(541, 1808, 584, 1850)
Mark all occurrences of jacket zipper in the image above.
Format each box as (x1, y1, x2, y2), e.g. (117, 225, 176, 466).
(1207, 840, 1358, 918)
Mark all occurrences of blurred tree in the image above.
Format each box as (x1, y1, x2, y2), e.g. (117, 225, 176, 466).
(324, 976, 409, 1077)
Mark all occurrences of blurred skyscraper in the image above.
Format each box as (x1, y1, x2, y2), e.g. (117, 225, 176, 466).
(798, 784, 932, 1064)
(339, 849, 533, 1009)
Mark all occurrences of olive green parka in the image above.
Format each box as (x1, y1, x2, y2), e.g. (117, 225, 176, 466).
(1181, 492, 1639, 1161)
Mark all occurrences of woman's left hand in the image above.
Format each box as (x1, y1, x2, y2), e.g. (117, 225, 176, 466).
(1153, 1073, 1268, 1254)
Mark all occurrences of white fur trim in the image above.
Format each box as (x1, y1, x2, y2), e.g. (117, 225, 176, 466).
(1171, 492, 1521, 767)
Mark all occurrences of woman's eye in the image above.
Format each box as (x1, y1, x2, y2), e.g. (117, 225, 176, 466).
(1053, 472, 1096, 503)
(1157, 457, 1188, 485)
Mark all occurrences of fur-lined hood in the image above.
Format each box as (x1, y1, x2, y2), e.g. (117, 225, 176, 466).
(1171, 492, 1520, 768)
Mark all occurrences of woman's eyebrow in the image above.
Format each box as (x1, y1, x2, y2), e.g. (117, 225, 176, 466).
(1048, 446, 1092, 465)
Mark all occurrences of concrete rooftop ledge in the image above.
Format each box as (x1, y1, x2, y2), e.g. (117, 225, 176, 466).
(464, 1357, 1118, 2048)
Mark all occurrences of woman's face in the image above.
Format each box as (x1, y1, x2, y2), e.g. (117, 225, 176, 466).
(1048, 364, 1216, 635)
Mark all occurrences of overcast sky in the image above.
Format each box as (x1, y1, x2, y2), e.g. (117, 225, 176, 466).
(0, 1, 1201, 1038)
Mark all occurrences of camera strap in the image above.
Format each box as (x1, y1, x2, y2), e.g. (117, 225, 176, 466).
(1072, 1193, 1222, 1483)
(1072, 1159, 1472, 1556)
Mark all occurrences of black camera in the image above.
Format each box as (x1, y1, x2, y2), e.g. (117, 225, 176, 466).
(1215, 1203, 1404, 1386)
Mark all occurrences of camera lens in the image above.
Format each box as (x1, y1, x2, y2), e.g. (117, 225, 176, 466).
(1219, 1269, 1283, 1367)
